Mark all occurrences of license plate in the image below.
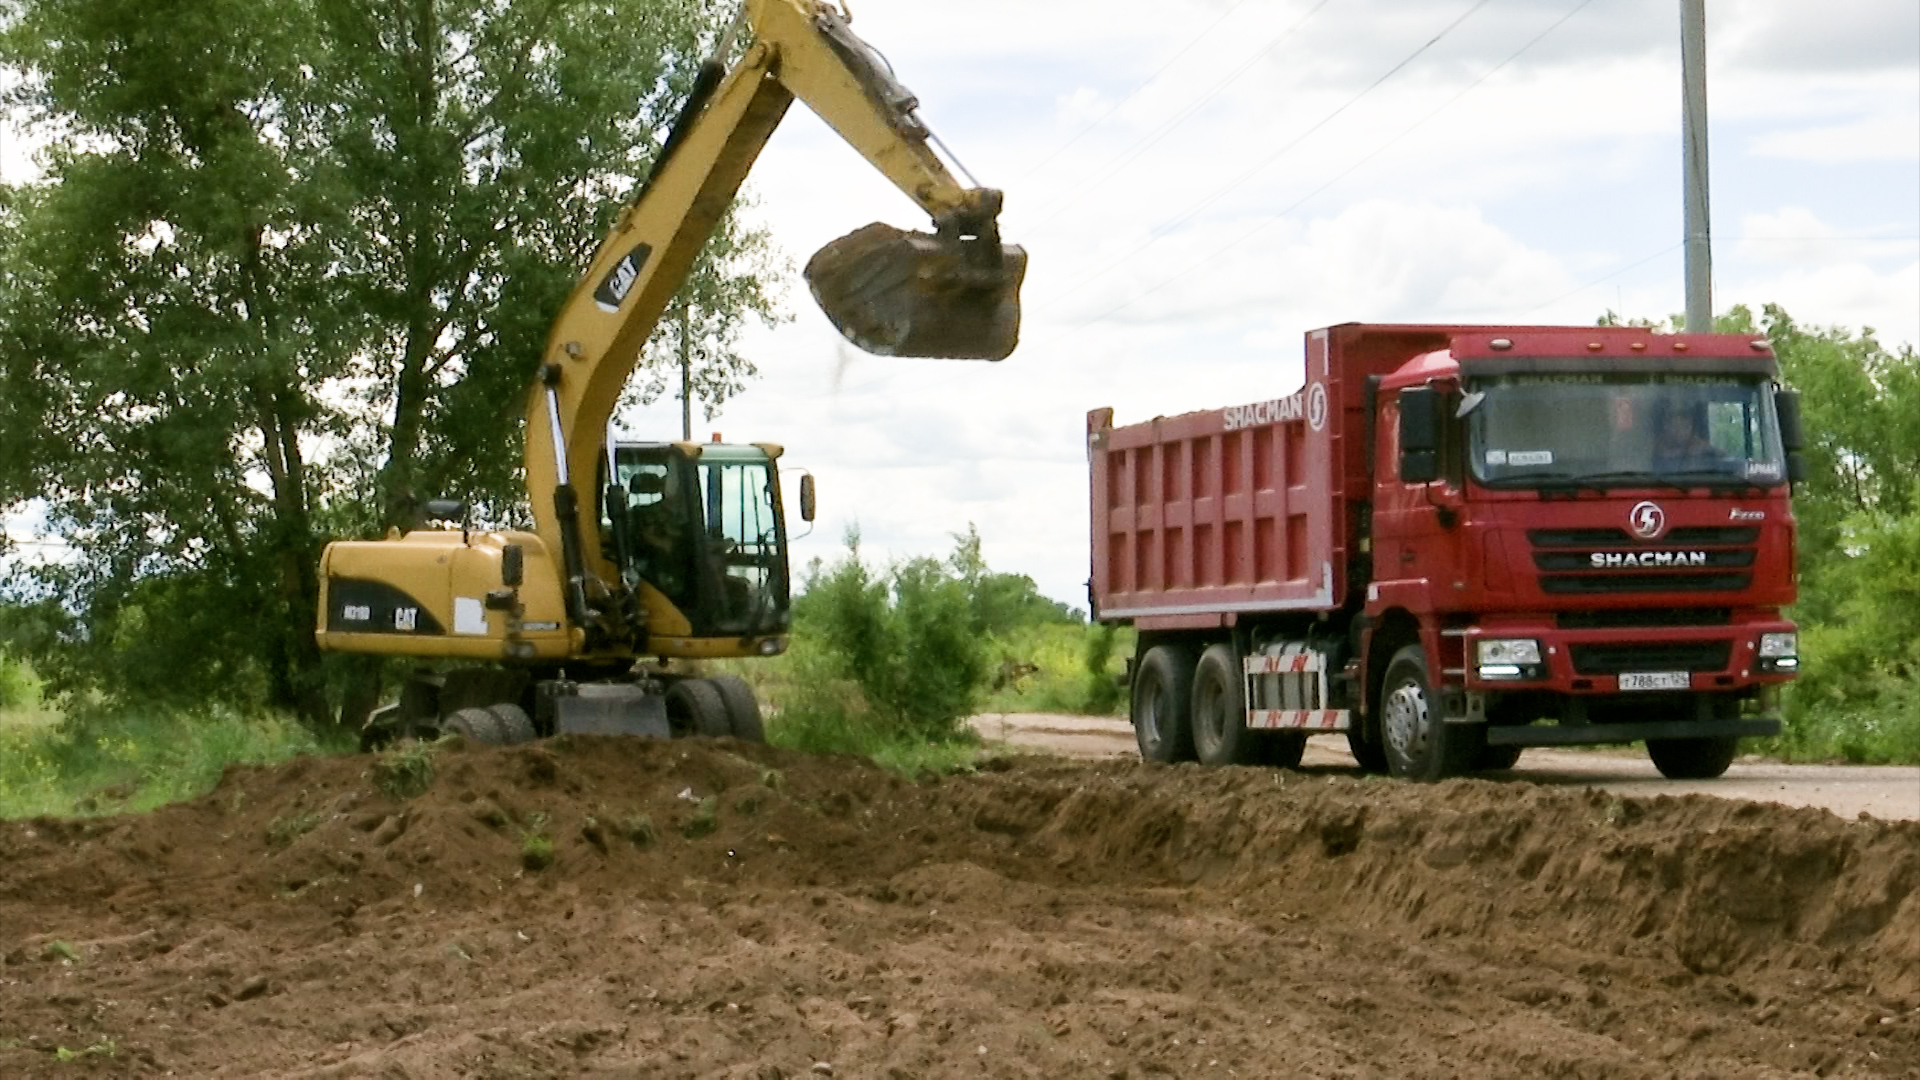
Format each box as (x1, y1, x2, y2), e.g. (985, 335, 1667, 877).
(1619, 671, 1690, 691)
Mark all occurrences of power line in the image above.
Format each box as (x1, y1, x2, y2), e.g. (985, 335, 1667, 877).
(1517, 243, 1683, 317)
(1012, 0, 1258, 185)
(1041, 0, 1497, 315)
(1015, 0, 1338, 231)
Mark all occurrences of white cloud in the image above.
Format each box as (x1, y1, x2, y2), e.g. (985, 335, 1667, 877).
(1748, 110, 1920, 163)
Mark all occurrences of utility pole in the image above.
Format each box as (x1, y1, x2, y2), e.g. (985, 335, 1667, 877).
(1680, 0, 1712, 332)
(679, 302, 693, 441)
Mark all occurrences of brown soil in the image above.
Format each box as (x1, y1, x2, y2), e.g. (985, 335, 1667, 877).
(2, 737, 1916, 1078)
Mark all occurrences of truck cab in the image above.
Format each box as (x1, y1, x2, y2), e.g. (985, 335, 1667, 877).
(1369, 328, 1799, 778)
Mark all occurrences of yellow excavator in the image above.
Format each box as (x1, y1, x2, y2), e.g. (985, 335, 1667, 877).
(315, 0, 1025, 748)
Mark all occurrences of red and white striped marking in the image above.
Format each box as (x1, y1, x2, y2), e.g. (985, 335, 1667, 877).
(1247, 709, 1349, 731)
(1245, 653, 1324, 674)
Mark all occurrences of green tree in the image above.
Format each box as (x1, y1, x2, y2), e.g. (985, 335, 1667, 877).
(0, 0, 782, 726)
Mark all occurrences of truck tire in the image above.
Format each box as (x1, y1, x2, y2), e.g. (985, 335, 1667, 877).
(1473, 744, 1524, 771)
(444, 706, 505, 745)
(1132, 644, 1198, 763)
(1347, 727, 1389, 773)
(1378, 645, 1479, 781)
(487, 703, 537, 745)
(666, 679, 732, 739)
(1253, 732, 1309, 769)
(1191, 644, 1257, 767)
(1646, 736, 1738, 779)
(708, 675, 766, 744)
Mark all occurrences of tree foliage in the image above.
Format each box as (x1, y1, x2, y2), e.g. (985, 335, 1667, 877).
(0, 0, 783, 724)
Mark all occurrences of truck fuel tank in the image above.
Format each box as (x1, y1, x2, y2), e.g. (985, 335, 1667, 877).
(805, 221, 1026, 361)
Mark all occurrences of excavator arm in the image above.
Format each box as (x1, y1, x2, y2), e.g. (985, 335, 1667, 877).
(526, 0, 1025, 648)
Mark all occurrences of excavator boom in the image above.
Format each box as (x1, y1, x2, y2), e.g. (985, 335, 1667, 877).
(526, 0, 1025, 643)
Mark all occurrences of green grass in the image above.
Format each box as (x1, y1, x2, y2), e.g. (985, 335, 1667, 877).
(765, 700, 985, 779)
(0, 703, 349, 820)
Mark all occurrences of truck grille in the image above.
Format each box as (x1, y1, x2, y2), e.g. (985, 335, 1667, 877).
(1557, 608, 1732, 629)
(1541, 572, 1749, 594)
(1569, 641, 1733, 675)
(1529, 526, 1758, 596)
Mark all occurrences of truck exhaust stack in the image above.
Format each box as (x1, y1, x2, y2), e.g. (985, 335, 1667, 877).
(805, 221, 1027, 361)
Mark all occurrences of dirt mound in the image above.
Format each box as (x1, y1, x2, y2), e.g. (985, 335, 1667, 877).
(1, 740, 1915, 1077)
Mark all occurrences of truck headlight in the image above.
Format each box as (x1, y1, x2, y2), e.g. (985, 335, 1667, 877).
(1757, 632, 1796, 659)
(1477, 639, 1542, 666)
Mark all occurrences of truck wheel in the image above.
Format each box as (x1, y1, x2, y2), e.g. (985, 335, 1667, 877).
(1346, 727, 1389, 773)
(1254, 732, 1309, 769)
(1646, 736, 1738, 779)
(1473, 744, 1524, 771)
(1191, 644, 1256, 767)
(444, 706, 505, 745)
(1132, 644, 1198, 763)
(487, 703, 537, 745)
(708, 675, 766, 744)
(1378, 645, 1478, 781)
(666, 679, 732, 739)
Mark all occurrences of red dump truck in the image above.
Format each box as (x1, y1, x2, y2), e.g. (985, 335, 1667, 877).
(1088, 323, 1804, 780)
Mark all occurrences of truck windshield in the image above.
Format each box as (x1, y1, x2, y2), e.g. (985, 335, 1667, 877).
(1466, 373, 1786, 489)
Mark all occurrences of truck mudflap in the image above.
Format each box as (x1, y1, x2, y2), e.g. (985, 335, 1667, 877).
(1244, 648, 1350, 731)
(1249, 709, 1350, 731)
(1481, 717, 1782, 747)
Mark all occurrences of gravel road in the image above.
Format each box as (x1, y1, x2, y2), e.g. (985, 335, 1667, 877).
(972, 712, 1920, 822)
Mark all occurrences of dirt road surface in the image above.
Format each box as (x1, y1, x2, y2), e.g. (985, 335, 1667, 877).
(2, 736, 1916, 1078)
(973, 713, 1920, 823)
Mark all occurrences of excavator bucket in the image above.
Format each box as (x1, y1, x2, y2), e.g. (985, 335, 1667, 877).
(806, 222, 1027, 360)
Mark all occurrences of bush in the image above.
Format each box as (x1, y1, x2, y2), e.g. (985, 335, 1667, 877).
(793, 529, 989, 743)
(0, 652, 38, 710)
(980, 622, 1130, 716)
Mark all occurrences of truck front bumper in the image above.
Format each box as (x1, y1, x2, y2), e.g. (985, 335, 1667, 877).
(1453, 615, 1798, 696)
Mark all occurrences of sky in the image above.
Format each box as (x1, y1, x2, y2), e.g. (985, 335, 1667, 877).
(8, 0, 1919, 609)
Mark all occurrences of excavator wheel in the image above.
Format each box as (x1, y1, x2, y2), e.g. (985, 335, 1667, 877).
(665, 679, 732, 740)
(487, 703, 538, 745)
(806, 222, 1026, 360)
(444, 706, 505, 745)
(708, 675, 766, 744)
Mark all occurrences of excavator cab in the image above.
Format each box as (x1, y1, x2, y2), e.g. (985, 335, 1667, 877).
(600, 443, 792, 643)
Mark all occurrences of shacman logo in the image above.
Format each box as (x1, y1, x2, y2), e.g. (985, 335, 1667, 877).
(1589, 551, 1709, 569)
(1629, 500, 1666, 539)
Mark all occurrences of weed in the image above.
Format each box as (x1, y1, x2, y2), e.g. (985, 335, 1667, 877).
(42, 940, 80, 964)
(52, 1036, 115, 1062)
(265, 812, 323, 848)
(681, 796, 719, 839)
(621, 813, 657, 847)
(370, 740, 438, 800)
(520, 832, 554, 871)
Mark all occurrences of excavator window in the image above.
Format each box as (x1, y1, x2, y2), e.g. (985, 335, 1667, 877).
(599, 445, 790, 637)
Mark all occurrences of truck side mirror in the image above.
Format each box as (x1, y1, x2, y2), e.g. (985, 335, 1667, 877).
(1398, 386, 1440, 484)
(1776, 389, 1807, 484)
(799, 474, 817, 523)
(501, 543, 524, 588)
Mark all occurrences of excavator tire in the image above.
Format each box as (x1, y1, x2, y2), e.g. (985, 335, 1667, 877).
(806, 222, 1026, 360)
(444, 706, 505, 745)
(665, 679, 732, 740)
(708, 675, 766, 744)
(487, 703, 537, 745)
